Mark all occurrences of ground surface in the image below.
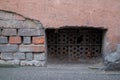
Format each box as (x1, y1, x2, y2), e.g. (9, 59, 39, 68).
(0, 63, 120, 80)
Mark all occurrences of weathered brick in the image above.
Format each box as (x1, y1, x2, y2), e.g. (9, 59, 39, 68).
(40, 29, 45, 36)
(0, 44, 18, 52)
(23, 37, 31, 44)
(34, 53, 46, 61)
(1, 53, 13, 60)
(0, 20, 23, 28)
(19, 45, 45, 52)
(32, 36, 45, 44)
(26, 53, 33, 61)
(13, 53, 25, 59)
(9, 36, 21, 44)
(18, 29, 41, 36)
(0, 12, 43, 29)
(2, 29, 17, 36)
(0, 37, 8, 44)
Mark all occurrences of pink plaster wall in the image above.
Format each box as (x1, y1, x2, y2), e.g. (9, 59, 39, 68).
(0, 0, 120, 51)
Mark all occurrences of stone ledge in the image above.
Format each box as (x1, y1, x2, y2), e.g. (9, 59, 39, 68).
(20, 60, 45, 67)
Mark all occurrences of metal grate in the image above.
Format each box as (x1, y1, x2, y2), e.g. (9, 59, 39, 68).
(47, 28, 103, 62)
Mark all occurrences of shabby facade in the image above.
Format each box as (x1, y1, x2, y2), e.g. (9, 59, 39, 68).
(0, 0, 120, 70)
(0, 11, 46, 66)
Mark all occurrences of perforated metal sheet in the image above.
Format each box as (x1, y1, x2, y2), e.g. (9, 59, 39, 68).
(47, 28, 103, 62)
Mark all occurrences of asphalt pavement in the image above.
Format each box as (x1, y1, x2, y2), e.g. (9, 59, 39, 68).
(0, 64, 120, 80)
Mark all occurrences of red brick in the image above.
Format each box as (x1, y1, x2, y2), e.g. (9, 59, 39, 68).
(32, 36, 45, 44)
(32, 45, 45, 52)
(9, 36, 21, 44)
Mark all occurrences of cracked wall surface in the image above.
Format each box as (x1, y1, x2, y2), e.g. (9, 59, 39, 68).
(0, 10, 46, 66)
(0, 0, 120, 54)
(0, 0, 120, 69)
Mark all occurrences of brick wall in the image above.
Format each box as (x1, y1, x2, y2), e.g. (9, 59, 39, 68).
(0, 10, 46, 66)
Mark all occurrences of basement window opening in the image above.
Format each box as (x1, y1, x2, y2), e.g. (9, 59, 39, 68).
(45, 27, 107, 64)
